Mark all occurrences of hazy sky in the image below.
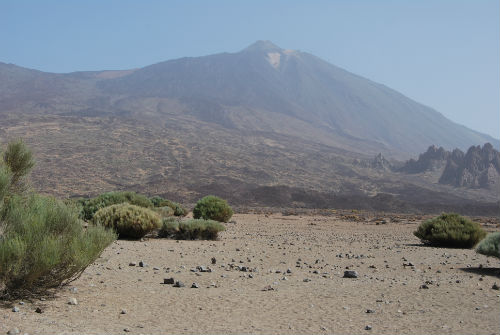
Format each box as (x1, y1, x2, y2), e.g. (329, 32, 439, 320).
(1, 1, 499, 139)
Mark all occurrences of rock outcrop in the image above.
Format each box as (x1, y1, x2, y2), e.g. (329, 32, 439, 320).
(439, 143, 500, 189)
(399, 145, 450, 174)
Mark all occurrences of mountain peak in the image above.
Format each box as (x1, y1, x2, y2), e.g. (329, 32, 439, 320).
(243, 40, 282, 53)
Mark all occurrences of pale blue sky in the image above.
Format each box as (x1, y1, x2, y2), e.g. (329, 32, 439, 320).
(1, 0, 498, 139)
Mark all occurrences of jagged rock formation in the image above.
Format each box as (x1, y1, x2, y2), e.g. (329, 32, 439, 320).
(439, 143, 500, 189)
(399, 145, 450, 173)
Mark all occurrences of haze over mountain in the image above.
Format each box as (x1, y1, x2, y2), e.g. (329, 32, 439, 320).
(0, 41, 498, 212)
(1, 41, 497, 155)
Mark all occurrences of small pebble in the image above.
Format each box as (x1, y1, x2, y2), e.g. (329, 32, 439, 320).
(7, 328, 20, 335)
(12, 307, 20, 312)
(68, 298, 78, 305)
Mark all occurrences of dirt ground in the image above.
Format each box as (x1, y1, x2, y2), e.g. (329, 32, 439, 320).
(1, 213, 499, 334)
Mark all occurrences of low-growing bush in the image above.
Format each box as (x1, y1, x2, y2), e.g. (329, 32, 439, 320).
(80, 191, 153, 221)
(158, 218, 225, 240)
(154, 206, 174, 218)
(0, 140, 116, 298)
(158, 217, 180, 238)
(0, 195, 116, 297)
(476, 232, 500, 258)
(150, 196, 187, 216)
(177, 219, 226, 240)
(93, 203, 161, 239)
(193, 195, 233, 222)
(414, 213, 486, 248)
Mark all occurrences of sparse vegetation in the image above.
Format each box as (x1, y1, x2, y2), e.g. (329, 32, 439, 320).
(154, 206, 174, 218)
(158, 218, 225, 240)
(158, 217, 180, 238)
(476, 232, 500, 258)
(150, 196, 187, 216)
(93, 203, 161, 239)
(193, 195, 233, 222)
(0, 141, 116, 298)
(414, 213, 486, 248)
(79, 191, 153, 221)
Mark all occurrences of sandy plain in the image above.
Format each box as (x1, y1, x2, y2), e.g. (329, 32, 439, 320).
(1, 213, 499, 335)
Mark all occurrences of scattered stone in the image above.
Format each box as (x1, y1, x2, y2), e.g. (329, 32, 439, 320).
(153, 267, 160, 271)
(303, 278, 312, 282)
(366, 309, 375, 313)
(286, 268, 292, 274)
(173, 281, 185, 288)
(211, 257, 217, 264)
(123, 328, 131, 332)
(35, 307, 43, 313)
(343, 270, 358, 278)
(69, 287, 78, 293)
(420, 284, 429, 289)
(12, 306, 20, 312)
(164, 278, 175, 284)
(191, 283, 199, 288)
(492, 283, 499, 290)
(120, 309, 127, 314)
(139, 261, 147, 267)
(18, 301, 24, 305)
(7, 328, 20, 335)
(262, 285, 274, 291)
(365, 325, 372, 330)
(197, 265, 211, 272)
(68, 298, 78, 305)
(129, 262, 136, 266)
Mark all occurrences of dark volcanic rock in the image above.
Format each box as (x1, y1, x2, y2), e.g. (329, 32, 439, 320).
(439, 143, 500, 189)
(400, 145, 450, 174)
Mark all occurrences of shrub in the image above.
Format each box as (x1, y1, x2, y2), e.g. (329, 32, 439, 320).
(0, 140, 116, 298)
(414, 213, 486, 248)
(476, 232, 500, 258)
(193, 195, 233, 222)
(2, 139, 35, 194)
(158, 218, 225, 240)
(150, 196, 187, 216)
(0, 195, 116, 297)
(80, 191, 153, 221)
(158, 217, 180, 238)
(177, 219, 225, 240)
(93, 203, 161, 239)
(154, 206, 174, 218)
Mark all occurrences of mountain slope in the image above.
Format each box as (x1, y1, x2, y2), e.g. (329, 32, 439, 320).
(0, 41, 498, 212)
(97, 41, 498, 154)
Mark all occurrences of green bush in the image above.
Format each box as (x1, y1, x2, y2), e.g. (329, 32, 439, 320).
(93, 203, 161, 239)
(150, 196, 187, 216)
(158, 217, 180, 238)
(193, 195, 233, 222)
(158, 218, 225, 240)
(414, 213, 486, 248)
(80, 191, 153, 221)
(0, 140, 116, 298)
(2, 139, 35, 194)
(0, 195, 116, 297)
(476, 232, 500, 258)
(154, 206, 174, 218)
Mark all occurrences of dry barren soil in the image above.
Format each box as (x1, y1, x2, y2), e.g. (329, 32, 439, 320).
(1, 213, 499, 334)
